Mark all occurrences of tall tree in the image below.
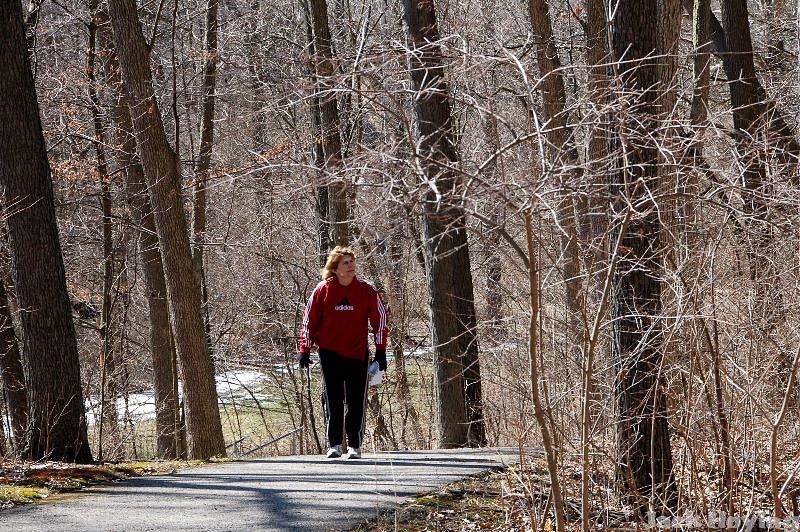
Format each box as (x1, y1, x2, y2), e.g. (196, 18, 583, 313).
(301, 0, 331, 261)
(401, 0, 485, 447)
(476, 0, 505, 343)
(526, 0, 583, 358)
(0, 0, 92, 462)
(88, 0, 121, 461)
(307, 0, 349, 247)
(610, 0, 675, 512)
(108, 0, 225, 459)
(192, 0, 219, 344)
(97, 13, 182, 458)
(679, 0, 800, 172)
(719, 0, 772, 282)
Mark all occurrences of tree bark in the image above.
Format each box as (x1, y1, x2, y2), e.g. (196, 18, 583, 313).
(611, 0, 675, 512)
(96, 6, 181, 460)
(108, 0, 225, 459)
(193, 0, 218, 347)
(301, 0, 332, 262)
(401, 0, 485, 447)
(0, 0, 92, 462)
(690, 0, 712, 128)
(88, 1, 121, 461)
(307, 0, 349, 247)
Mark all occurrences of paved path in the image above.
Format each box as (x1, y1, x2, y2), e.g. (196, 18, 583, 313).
(1, 448, 522, 531)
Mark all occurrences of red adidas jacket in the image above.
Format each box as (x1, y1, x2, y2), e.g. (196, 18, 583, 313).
(299, 277, 388, 360)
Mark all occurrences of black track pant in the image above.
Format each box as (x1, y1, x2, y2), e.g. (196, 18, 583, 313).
(319, 349, 369, 449)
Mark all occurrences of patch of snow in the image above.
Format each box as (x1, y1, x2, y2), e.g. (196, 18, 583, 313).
(85, 369, 275, 426)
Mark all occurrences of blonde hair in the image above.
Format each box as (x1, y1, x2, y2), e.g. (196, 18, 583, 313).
(320, 246, 356, 280)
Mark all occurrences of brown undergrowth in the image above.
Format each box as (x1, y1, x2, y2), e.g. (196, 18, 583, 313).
(352, 455, 574, 531)
(0, 459, 208, 511)
(352, 454, 800, 531)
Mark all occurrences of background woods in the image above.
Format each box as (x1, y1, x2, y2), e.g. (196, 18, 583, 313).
(2, 0, 800, 527)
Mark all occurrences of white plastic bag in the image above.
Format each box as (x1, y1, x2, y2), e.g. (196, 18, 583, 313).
(368, 360, 383, 386)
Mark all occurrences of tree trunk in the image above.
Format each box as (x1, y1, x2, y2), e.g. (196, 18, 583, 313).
(611, 0, 675, 512)
(301, 0, 332, 261)
(684, 0, 712, 243)
(307, 0, 349, 247)
(679, 0, 800, 173)
(108, 0, 225, 459)
(720, 0, 772, 280)
(0, 0, 92, 462)
(585, 0, 609, 243)
(526, 0, 583, 362)
(654, 0, 683, 267)
(193, 0, 218, 348)
(477, 0, 505, 343)
(96, 7, 181, 460)
(0, 277, 27, 453)
(88, 2, 121, 461)
(401, 0, 485, 447)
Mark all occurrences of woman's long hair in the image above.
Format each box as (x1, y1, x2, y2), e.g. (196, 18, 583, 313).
(320, 246, 356, 280)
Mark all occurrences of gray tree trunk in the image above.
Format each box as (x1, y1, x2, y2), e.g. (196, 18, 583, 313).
(611, 0, 676, 512)
(0, 0, 92, 462)
(307, 0, 349, 247)
(108, 0, 225, 459)
(401, 0, 485, 447)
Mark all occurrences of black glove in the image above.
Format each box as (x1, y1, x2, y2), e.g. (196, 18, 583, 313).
(374, 349, 387, 371)
(298, 352, 310, 369)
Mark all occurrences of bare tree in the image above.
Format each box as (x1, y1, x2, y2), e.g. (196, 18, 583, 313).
(108, 0, 225, 459)
(401, 0, 485, 447)
(526, 0, 584, 361)
(307, 0, 349, 247)
(193, 0, 219, 345)
(88, 0, 121, 461)
(0, 0, 92, 462)
(0, 276, 27, 453)
(610, 0, 675, 512)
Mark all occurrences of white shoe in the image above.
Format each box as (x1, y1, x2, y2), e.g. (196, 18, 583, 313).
(346, 447, 361, 459)
(326, 445, 342, 458)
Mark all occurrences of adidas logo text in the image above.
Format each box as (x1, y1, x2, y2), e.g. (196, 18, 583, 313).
(335, 304, 354, 311)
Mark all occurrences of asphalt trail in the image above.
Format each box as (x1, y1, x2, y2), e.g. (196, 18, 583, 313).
(1, 448, 521, 531)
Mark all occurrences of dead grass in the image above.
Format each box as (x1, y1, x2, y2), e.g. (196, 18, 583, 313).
(351, 454, 800, 531)
(0, 459, 211, 511)
(352, 455, 567, 531)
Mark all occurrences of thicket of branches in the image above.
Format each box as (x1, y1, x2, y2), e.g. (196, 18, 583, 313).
(2, 0, 800, 527)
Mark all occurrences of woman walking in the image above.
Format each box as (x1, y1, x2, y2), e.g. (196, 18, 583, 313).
(299, 246, 388, 458)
